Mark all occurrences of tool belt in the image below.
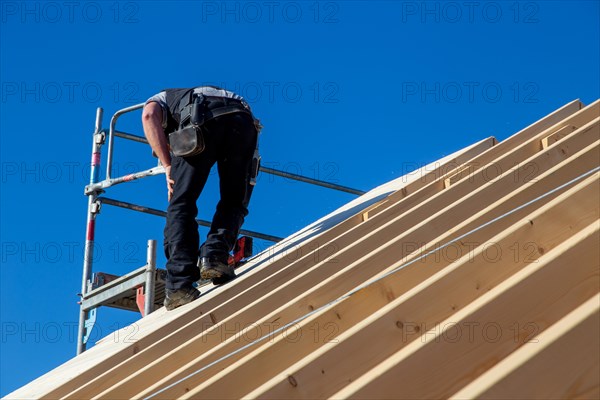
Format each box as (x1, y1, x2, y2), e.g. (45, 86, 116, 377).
(169, 95, 252, 157)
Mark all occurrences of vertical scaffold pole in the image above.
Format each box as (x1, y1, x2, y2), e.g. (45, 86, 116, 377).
(144, 240, 157, 317)
(77, 107, 104, 355)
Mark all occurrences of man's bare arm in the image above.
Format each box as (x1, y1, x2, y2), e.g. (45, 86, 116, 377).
(142, 102, 170, 166)
(142, 102, 175, 199)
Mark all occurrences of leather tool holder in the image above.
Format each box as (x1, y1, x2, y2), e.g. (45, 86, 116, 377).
(169, 94, 206, 157)
(169, 125, 205, 157)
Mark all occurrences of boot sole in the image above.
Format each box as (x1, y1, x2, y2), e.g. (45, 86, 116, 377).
(164, 290, 201, 311)
(200, 267, 224, 280)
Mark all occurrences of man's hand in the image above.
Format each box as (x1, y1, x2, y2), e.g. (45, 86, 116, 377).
(165, 164, 175, 201)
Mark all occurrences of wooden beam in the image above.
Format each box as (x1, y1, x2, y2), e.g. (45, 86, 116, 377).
(489, 98, 581, 153)
(73, 145, 505, 399)
(335, 222, 599, 399)
(382, 103, 596, 225)
(364, 101, 585, 210)
(388, 137, 496, 199)
(183, 172, 600, 399)
(242, 147, 600, 400)
(360, 200, 389, 222)
(96, 122, 598, 399)
(444, 164, 473, 188)
(541, 124, 576, 149)
(6, 100, 591, 400)
(451, 294, 600, 399)
(433, 100, 596, 191)
(62, 129, 497, 400)
(421, 99, 584, 193)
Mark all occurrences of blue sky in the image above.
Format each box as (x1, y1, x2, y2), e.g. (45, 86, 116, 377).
(1, 0, 599, 395)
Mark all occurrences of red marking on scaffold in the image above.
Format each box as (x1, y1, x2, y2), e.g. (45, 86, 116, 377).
(91, 152, 101, 166)
(123, 174, 134, 181)
(136, 286, 146, 317)
(87, 220, 95, 241)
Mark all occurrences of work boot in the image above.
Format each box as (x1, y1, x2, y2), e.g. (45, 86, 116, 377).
(163, 286, 201, 311)
(200, 256, 236, 285)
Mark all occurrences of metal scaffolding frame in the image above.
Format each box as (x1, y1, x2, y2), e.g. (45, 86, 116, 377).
(77, 103, 366, 354)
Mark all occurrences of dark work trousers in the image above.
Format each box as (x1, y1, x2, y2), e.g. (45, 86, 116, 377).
(164, 112, 258, 290)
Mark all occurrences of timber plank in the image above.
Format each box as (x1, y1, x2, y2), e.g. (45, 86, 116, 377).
(335, 222, 600, 399)
(433, 100, 593, 191)
(5, 101, 592, 400)
(57, 144, 478, 398)
(104, 122, 597, 399)
(451, 294, 600, 400)
(245, 146, 600, 400)
(379, 104, 597, 230)
(66, 133, 495, 400)
(541, 124, 577, 149)
(152, 141, 600, 399)
(185, 173, 600, 399)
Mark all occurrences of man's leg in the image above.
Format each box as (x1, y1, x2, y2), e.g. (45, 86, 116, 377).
(164, 148, 216, 290)
(200, 113, 257, 277)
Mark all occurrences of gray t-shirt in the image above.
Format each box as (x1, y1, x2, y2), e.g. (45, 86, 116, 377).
(145, 86, 250, 128)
